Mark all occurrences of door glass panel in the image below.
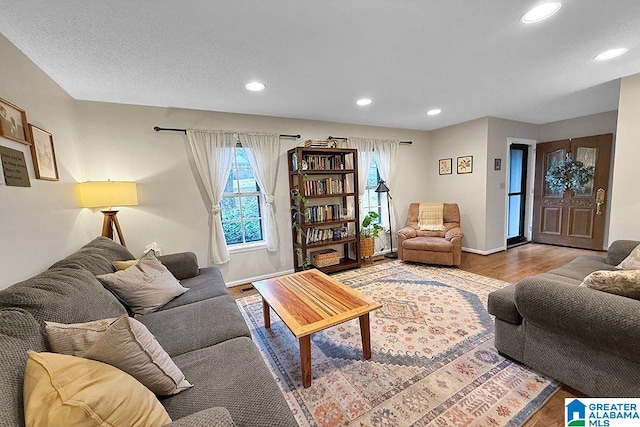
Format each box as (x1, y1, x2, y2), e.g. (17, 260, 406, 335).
(544, 149, 565, 196)
(507, 195, 522, 238)
(575, 147, 596, 196)
(509, 149, 523, 193)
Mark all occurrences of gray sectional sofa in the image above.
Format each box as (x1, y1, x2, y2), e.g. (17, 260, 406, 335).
(0, 237, 297, 427)
(488, 240, 640, 397)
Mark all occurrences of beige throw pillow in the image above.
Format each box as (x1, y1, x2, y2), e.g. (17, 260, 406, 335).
(580, 269, 640, 300)
(45, 315, 192, 395)
(23, 351, 172, 427)
(97, 250, 188, 314)
(617, 244, 640, 270)
(112, 259, 139, 270)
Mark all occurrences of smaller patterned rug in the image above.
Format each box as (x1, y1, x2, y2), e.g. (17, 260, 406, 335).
(237, 262, 558, 426)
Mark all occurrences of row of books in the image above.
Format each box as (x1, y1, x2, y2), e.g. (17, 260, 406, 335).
(305, 227, 349, 244)
(303, 154, 345, 170)
(306, 204, 342, 223)
(304, 178, 344, 196)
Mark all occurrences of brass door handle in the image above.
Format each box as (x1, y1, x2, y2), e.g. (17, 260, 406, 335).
(596, 188, 605, 215)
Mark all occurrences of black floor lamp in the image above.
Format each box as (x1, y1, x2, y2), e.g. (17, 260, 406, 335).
(375, 180, 398, 258)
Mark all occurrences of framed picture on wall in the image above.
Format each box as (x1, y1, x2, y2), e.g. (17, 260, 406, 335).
(439, 158, 452, 175)
(457, 155, 473, 174)
(0, 98, 30, 145)
(28, 124, 59, 181)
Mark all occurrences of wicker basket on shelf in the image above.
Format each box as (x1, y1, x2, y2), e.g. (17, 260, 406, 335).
(310, 249, 341, 268)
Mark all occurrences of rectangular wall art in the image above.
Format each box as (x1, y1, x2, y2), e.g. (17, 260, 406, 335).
(457, 155, 473, 174)
(28, 124, 59, 181)
(0, 98, 29, 145)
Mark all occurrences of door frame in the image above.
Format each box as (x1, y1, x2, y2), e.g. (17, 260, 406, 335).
(505, 138, 537, 244)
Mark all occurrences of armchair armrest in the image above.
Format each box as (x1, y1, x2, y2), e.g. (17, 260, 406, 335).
(397, 226, 417, 239)
(606, 240, 640, 266)
(165, 407, 236, 427)
(157, 252, 199, 280)
(514, 277, 640, 363)
(445, 227, 463, 241)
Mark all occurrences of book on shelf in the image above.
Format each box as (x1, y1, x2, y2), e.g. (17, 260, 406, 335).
(305, 226, 349, 244)
(304, 177, 344, 196)
(306, 204, 342, 222)
(302, 154, 345, 170)
(304, 139, 329, 148)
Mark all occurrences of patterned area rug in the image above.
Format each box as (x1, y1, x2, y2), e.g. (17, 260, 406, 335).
(237, 262, 558, 426)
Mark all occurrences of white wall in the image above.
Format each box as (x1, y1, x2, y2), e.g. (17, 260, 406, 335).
(609, 74, 640, 243)
(427, 118, 489, 251)
(74, 101, 430, 285)
(538, 111, 618, 143)
(486, 118, 539, 252)
(0, 34, 89, 288)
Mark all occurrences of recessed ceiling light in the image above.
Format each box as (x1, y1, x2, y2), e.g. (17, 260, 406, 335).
(356, 98, 373, 106)
(522, 2, 561, 23)
(594, 48, 629, 61)
(427, 109, 442, 116)
(245, 81, 265, 91)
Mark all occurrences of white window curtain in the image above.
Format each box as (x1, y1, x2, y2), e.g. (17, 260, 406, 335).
(237, 132, 281, 251)
(373, 139, 400, 233)
(345, 137, 374, 203)
(186, 129, 237, 264)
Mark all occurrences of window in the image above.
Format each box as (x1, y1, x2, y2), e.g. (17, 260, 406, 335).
(221, 146, 264, 245)
(362, 153, 384, 223)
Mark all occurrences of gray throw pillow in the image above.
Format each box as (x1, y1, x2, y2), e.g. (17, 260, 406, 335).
(96, 250, 188, 315)
(45, 315, 192, 395)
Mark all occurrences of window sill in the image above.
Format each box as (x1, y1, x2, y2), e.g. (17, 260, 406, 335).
(228, 242, 267, 254)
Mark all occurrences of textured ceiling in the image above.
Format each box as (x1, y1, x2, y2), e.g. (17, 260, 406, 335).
(1, 1, 639, 130)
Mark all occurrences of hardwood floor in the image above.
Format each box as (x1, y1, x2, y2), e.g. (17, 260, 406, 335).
(228, 242, 597, 426)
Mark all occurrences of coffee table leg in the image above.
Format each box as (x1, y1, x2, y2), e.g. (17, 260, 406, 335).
(359, 313, 372, 359)
(262, 298, 271, 328)
(299, 335, 312, 388)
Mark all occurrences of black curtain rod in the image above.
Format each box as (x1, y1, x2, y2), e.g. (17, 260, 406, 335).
(328, 135, 413, 145)
(153, 126, 301, 139)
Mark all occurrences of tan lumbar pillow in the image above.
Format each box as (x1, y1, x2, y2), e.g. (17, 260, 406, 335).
(617, 244, 640, 270)
(112, 259, 139, 270)
(97, 250, 188, 314)
(580, 269, 640, 300)
(23, 351, 172, 427)
(45, 315, 192, 395)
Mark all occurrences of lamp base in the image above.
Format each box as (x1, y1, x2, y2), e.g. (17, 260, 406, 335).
(384, 251, 398, 259)
(101, 210, 127, 247)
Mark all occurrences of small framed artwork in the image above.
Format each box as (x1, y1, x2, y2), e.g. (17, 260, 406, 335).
(0, 98, 30, 145)
(28, 124, 59, 181)
(494, 158, 502, 171)
(439, 158, 452, 175)
(457, 155, 473, 174)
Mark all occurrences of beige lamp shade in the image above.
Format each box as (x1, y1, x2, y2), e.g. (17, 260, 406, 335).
(78, 181, 138, 209)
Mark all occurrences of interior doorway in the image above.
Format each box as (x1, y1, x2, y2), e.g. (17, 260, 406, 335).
(507, 144, 529, 246)
(505, 138, 536, 249)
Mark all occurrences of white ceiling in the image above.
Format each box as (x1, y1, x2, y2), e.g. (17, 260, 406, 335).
(1, 1, 639, 131)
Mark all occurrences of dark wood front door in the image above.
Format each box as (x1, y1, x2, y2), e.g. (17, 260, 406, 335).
(532, 134, 612, 250)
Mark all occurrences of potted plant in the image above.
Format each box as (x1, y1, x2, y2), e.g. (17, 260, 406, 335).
(360, 211, 383, 261)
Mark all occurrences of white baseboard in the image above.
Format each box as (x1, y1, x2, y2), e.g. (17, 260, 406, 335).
(225, 269, 295, 288)
(462, 246, 506, 256)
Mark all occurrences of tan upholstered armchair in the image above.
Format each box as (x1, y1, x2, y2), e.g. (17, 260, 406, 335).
(397, 203, 464, 266)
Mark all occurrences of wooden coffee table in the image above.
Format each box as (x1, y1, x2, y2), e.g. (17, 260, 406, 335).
(252, 269, 382, 388)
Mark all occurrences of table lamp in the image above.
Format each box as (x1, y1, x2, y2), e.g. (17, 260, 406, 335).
(78, 180, 138, 247)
